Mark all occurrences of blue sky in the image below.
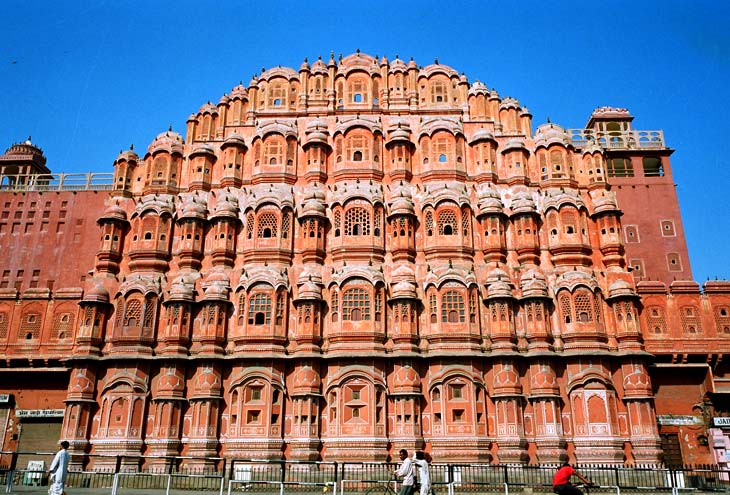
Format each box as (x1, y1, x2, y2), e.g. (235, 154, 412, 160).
(1, 0, 728, 283)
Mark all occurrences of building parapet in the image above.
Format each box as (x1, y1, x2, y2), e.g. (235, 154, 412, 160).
(0, 173, 113, 192)
(567, 129, 665, 150)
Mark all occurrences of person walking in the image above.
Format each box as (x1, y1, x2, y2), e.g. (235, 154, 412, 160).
(48, 440, 70, 495)
(393, 449, 415, 495)
(412, 451, 432, 495)
(552, 461, 593, 495)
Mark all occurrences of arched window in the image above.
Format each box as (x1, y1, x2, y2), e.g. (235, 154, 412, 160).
(425, 211, 434, 236)
(257, 212, 278, 238)
(124, 298, 142, 328)
(574, 289, 594, 322)
(248, 293, 272, 325)
(558, 292, 572, 324)
(438, 210, 457, 236)
(343, 287, 370, 321)
(345, 207, 371, 236)
(264, 138, 284, 165)
(334, 210, 342, 237)
(441, 290, 465, 323)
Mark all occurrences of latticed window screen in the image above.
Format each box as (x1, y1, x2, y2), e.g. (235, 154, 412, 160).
(143, 298, 156, 328)
(498, 302, 509, 322)
(375, 291, 382, 320)
(248, 294, 272, 325)
(343, 288, 370, 321)
(267, 83, 286, 107)
(206, 304, 217, 325)
(124, 299, 143, 326)
(425, 211, 434, 235)
(433, 137, 450, 162)
(264, 140, 283, 164)
(83, 306, 94, 326)
(0, 312, 8, 339)
(438, 210, 457, 235)
(461, 210, 470, 236)
(52, 312, 74, 339)
(373, 208, 381, 236)
(344, 207, 370, 236)
(331, 290, 339, 321)
(346, 134, 369, 161)
(574, 290, 594, 322)
(429, 293, 437, 321)
(169, 304, 180, 325)
(19, 312, 42, 339)
(714, 306, 730, 334)
(334, 210, 342, 236)
(276, 294, 285, 324)
(646, 305, 667, 334)
(680, 306, 702, 334)
(281, 212, 290, 239)
(237, 294, 246, 325)
(441, 290, 465, 323)
(246, 213, 255, 238)
(558, 292, 573, 323)
(257, 212, 278, 238)
(469, 291, 477, 322)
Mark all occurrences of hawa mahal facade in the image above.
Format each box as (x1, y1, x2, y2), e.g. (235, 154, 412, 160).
(1, 52, 729, 468)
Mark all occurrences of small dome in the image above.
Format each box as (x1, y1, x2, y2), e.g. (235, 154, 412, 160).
(389, 57, 407, 73)
(198, 102, 218, 115)
(501, 138, 528, 154)
(468, 127, 496, 145)
(392, 366, 421, 394)
(591, 191, 620, 215)
(115, 148, 138, 163)
(189, 143, 216, 159)
(98, 201, 128, 224)
(500, 97, 520, 110)
(168, 275, 196, 302)
(477, 186, 504, 217)
(299, 59, 310, 71)
(177, 195, 207, 221)
(485, 267, 513, 299)
(510, 191, 537, 216)
(296, 279, 322, 301)
(148, 130, 184, 155)
(201, 270, 231, 301)
(534, 123, 571, 149)
(607, 279, 637, 300)
(291, 366, 321, 395)
(520, 269, 549, 299)
(222, 133, 247, 149)
(311, 58, 327, 74)
(391, 280, 418, 300)
(84, 284, 109, 303)
(218, 94, 229, 105)
(230, 83, 248, 100)
(468, 80, 490, 97)
(300, 185, 327, 218)
(210, 193, 239, 220)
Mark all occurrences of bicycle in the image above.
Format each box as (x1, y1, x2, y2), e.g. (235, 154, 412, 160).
(363, 477, 405, 495)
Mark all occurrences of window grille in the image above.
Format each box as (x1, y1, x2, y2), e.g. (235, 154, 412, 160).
(343, 288, 370, 321)
(574, 290, 594, 322)
(441, 290, 465, 323)
(248, 293, 272, 325)
(438, 210, 457, 236)
(257, 212, 278, 238)
(344, 207, 371, 236)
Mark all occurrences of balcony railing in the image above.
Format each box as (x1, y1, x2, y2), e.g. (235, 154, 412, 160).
(567, 129, 665, 150)
(0, 173, 114, 192)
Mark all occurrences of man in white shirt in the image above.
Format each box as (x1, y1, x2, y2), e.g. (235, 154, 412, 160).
(48, 441, 70, 495)
(394, 449, 415, 495)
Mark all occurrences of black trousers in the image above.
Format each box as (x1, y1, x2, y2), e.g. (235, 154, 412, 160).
(554, 483, 583, 495)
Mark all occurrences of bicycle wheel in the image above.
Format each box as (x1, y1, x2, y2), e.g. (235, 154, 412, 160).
(364, 483, 397, 495)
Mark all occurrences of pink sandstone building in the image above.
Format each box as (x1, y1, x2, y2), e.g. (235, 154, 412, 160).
(0, 52, 728, 468)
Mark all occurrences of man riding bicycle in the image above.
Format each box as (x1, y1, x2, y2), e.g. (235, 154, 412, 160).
(553, 462, 593, 495)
